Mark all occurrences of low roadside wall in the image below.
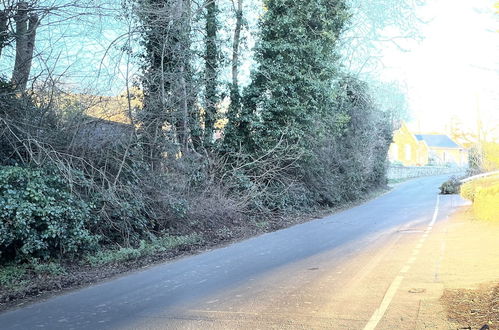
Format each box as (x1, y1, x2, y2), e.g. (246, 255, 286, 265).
(387, 165, 464, 181)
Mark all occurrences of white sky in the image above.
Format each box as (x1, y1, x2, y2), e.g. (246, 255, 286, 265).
(379, 0, 499, 140)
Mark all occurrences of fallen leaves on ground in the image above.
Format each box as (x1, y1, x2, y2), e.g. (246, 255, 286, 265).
(441, 282, 499, 330)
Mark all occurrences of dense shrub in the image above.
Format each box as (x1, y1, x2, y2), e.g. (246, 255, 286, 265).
(473, 181, 499, 221)
(474, 187, 499, 221)
(439, 176, 462, 194)
(298, 77, 393, 207)
(460, 176, 498, 202)
(0, 166, 98, 261)
(461, 176, 499, 221)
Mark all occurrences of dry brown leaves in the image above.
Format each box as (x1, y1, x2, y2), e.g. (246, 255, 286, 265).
(441, 282, 499, 330)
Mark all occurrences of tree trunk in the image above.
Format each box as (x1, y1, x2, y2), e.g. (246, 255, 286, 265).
(0, 10, 8, 57)
(173, 0, 191, 154)
(231, 0, 243, 102)
(139, 0, 193, 163)
(12, 2, 38, 92)
(204, 0, 218, 148)
(222, 0, 243, 151)
(179, 65, 189, 152)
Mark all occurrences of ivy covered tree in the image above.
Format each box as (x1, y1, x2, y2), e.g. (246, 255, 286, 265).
(203, 0, 219, 148)
(224, 0, 350, 153)
(223, 0, 244, 152)
(220, 0, 395, 210)
(135, 0, 194, 167)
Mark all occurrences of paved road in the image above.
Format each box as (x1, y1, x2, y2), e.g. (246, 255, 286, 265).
(0, 175, 466, 329)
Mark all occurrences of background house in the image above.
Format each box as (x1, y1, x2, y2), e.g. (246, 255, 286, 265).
(415, 134, 469, 166)
(388, 122, 428, 166)
(388, 122, 468, 167)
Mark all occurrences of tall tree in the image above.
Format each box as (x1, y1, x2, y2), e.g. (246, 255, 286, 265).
(234, 0, 349, 152)
(136, 0, 193, 166)
(230, 0, 243, 111)
(341, 0, 424, 75)
(9, 1, 39, 92)
(203, 0, 218, 148)
(220, 0, 244, 152)
(0, 9, 8, 57)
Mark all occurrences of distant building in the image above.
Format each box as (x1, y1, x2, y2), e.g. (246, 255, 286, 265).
(415, 134, 468, 166)
(72, 116, 134, 150)
(389, 122, 468, 167)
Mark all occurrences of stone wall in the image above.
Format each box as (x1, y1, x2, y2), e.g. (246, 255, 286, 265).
(387, 165, 463, 181)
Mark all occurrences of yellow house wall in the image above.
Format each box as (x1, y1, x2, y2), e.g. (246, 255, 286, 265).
(389, 123, 429, 166)
(417, 141, 429, 165)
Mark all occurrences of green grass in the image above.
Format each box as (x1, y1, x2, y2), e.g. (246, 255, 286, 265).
(85, 234, 204, 267)
(1, 234, 203, 292)
(0, 265, 28, 290)
(0, 261, 66, 291)
(31, 261, 67, 276)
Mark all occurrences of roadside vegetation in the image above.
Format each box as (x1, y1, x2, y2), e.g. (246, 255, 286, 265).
(0, 0, 420, 306)
(438, 119, 499, 328)
(456, 139, 499, 221)
(461, 175, 499, 222)
(439, 141, 499, 197)
(439, 175, 463, 195)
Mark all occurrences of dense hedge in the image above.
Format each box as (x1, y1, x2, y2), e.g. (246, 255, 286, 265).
(474, 183, 499, 221)
(461, 176, 499, 221)
(0, 166, 97, 261)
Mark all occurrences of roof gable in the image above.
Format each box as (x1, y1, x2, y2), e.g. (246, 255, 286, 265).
(415, 134, 461, 149)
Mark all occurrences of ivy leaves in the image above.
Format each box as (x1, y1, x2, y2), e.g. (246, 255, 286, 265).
(0, 166, 97, 262)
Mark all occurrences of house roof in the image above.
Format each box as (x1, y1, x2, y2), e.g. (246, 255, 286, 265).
(415, 134, 461, 149)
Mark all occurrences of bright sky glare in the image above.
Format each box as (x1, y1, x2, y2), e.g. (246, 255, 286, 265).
(380, 0, 498, 140)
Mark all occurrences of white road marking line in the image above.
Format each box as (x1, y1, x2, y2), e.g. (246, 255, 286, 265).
(363, 276, 404, 330)
(429, 195, 440, 227)
(363, 195, 440, 330)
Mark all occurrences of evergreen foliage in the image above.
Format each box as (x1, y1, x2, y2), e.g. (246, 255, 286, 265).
(203, 0, 219, 148)
(0, 166, 97, 262)
(225, 0, 349, 152)
(222, 0, 392, 209)
(135, 0, 194, 163)
(0, 0, 400, 264)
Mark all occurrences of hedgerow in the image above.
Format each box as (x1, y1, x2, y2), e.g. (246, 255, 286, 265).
(0, 166, 97, 261)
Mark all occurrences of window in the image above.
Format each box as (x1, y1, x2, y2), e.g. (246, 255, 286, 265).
(405, 145, 411, 161)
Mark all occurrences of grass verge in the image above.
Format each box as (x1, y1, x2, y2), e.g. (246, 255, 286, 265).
(85, 234, 204, 267)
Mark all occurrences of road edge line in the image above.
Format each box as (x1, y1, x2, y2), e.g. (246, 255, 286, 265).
(363, 194, 440, 330)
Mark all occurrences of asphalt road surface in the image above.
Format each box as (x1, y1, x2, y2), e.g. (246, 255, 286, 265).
(0, 174, 466, 329)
